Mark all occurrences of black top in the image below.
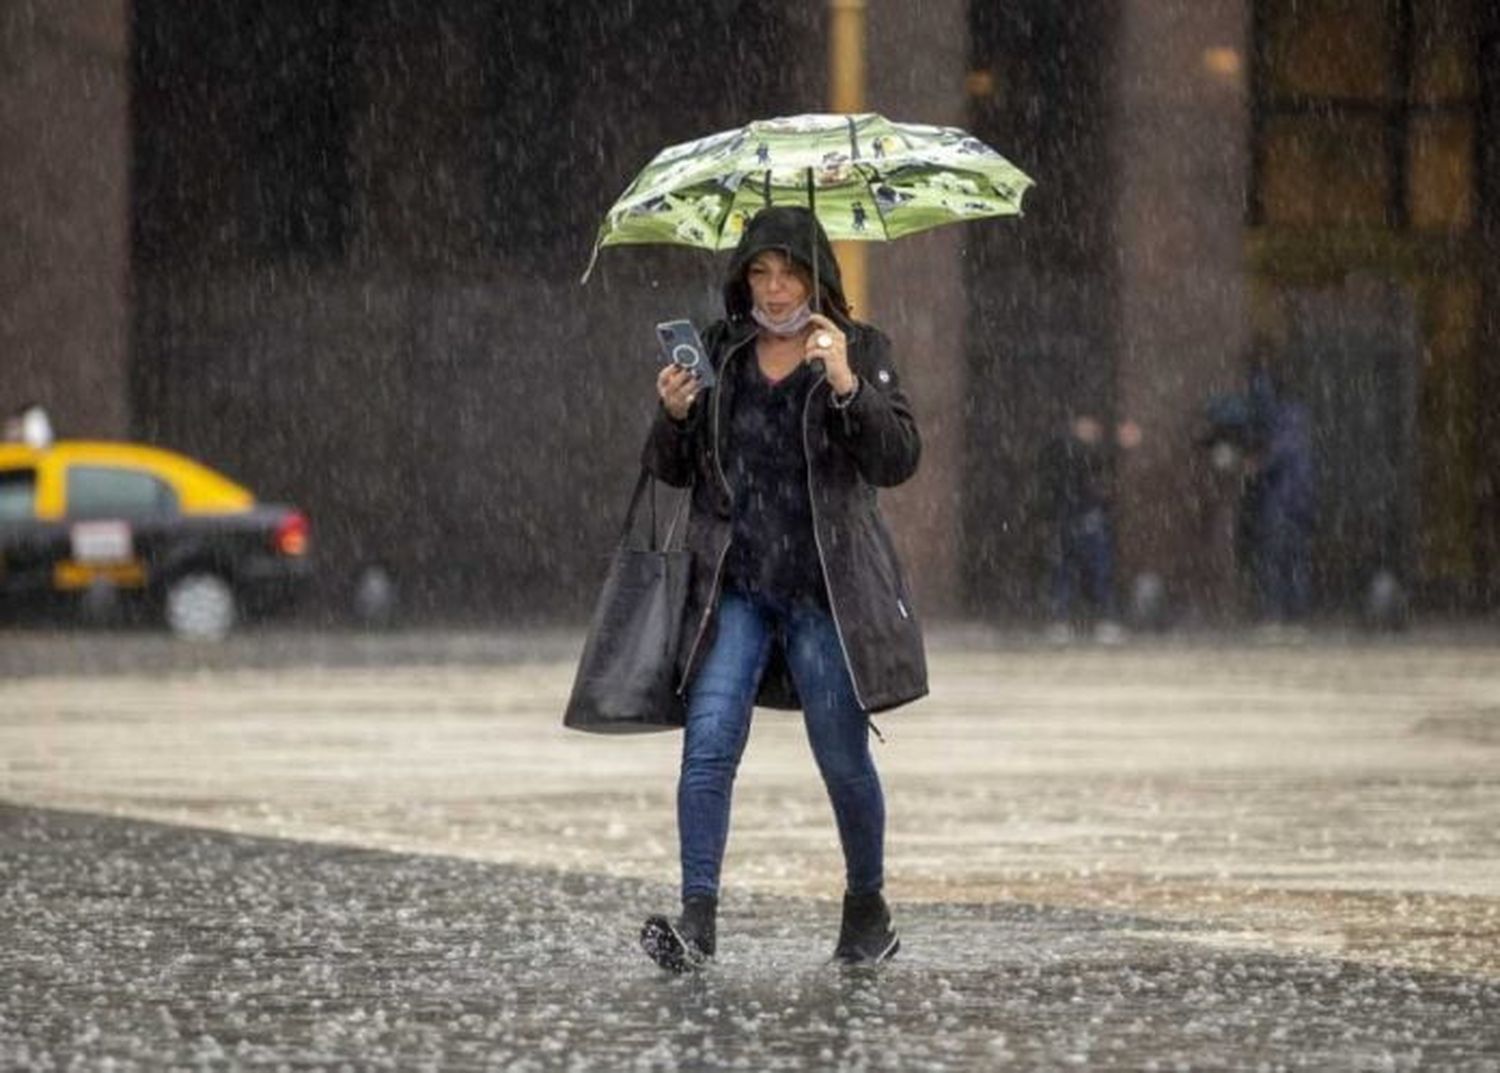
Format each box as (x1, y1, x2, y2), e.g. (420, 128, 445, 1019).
(1038, 434, 1112, 524)
(723, 355, 827, 605)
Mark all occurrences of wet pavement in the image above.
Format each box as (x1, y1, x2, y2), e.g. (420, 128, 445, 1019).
(4, 804, 1499, 1071)
(3, 625, 1500, 1068)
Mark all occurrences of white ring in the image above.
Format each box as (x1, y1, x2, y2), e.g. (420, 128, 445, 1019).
(816, 332, 834, 349)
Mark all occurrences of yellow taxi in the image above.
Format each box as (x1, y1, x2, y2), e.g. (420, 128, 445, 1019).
(0, 439, 311, 639)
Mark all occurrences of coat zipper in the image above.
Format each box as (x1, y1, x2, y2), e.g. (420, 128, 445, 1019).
(676, 331, 755, 694)
(803, 375, 868, 711)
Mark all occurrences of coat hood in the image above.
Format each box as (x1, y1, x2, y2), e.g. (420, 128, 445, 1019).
(723, 206, 850, 324)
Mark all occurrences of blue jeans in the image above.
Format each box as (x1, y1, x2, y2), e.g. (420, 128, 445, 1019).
(1254, 505, 1312, 622)
(1050, 509, 1116, 620)
(678, 588, 885, 900)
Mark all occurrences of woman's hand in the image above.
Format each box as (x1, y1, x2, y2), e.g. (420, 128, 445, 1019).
(805, 314, 857, 398)
(657, 363, 699, 422)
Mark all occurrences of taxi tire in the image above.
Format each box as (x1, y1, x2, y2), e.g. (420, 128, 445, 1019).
(164, 572, 237, 642)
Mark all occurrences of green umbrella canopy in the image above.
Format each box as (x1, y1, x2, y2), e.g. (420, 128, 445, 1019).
(582, 112, 1034, 282)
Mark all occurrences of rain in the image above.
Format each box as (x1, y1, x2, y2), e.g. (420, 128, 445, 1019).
(4, 0, 1500, 1068)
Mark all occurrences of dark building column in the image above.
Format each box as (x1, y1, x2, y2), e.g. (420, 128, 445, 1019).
(865, 0, 969, 616)
(962, 2, 1120, 619)
(0, 1, 130, 436)
(1476, 1, 1500, 608)
(1109, 0, 1251, 620)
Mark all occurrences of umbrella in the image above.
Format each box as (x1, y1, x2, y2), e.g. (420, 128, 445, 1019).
(581, 112, 1034, 285)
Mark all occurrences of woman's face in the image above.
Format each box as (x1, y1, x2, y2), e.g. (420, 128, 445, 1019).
(746, 250, 811, 320)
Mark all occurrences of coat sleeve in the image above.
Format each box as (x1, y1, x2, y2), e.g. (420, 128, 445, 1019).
(826, 326, 921, 487)
(641, 401, 703, 488)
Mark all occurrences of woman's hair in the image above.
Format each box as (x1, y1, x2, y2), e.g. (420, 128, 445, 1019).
(814, 281, 853, 321)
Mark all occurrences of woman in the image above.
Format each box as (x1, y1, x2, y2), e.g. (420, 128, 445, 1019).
(638, 206, 927, 972)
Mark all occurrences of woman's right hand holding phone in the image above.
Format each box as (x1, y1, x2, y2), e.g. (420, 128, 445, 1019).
(657, 364, 699, 422)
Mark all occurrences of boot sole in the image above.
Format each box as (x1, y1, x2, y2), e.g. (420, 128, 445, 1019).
(834, 933, 901, 966)
(640, 915, 708, 974)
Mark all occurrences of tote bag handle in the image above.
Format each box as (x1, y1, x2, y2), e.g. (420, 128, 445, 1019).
(618, 468, 691, 553)
(563, 468, 694, 735)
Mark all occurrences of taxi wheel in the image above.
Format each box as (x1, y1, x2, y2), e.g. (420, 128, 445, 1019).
(164, 572, 237, 642)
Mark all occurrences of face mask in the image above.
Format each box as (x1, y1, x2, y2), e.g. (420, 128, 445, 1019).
(751, 300, 813, 337)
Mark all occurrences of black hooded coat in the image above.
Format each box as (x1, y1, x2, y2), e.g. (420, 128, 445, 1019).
(641, 207, 928, 713)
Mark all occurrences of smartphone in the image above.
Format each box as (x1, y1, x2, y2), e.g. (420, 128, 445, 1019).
(655, 319, 717, 390)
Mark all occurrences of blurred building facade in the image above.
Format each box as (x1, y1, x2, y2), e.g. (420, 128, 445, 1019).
(1, 1, 131, 438)
(5, 0, 1498, 622)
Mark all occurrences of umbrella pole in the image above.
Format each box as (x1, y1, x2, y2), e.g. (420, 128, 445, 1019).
(806, 167, 821, 314)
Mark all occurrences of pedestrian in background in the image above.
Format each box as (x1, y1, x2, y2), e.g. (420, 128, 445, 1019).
(639, 206, 927, 972)
(1037, 412, 1135, 644)
(1191, 393, 1256, 624)
(1244, 369, 1317, 636)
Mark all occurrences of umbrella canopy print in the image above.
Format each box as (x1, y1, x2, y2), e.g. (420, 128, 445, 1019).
(583, 112, 1034, 282)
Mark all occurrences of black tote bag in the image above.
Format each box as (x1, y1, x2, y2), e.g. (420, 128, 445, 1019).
(563, 470, 692, 733)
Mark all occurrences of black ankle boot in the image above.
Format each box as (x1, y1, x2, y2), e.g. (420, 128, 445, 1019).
(833, 890, 899, 964)
(641, 894, 717, 973)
